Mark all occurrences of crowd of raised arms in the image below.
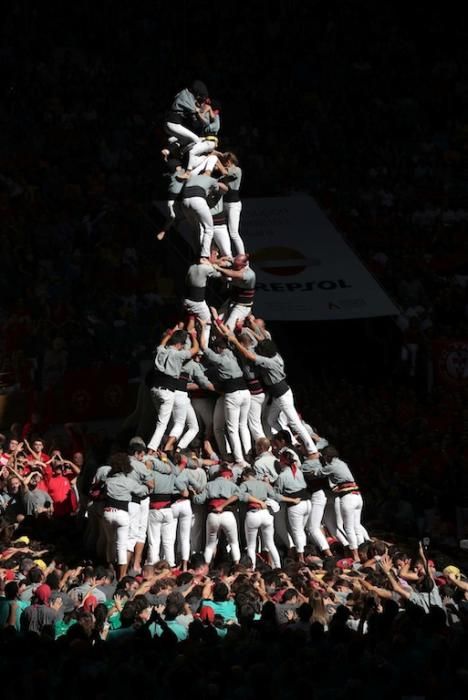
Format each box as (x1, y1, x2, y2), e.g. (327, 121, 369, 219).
(1, 80, 468, 699)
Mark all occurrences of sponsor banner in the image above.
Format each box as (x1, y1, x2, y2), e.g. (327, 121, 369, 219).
(162, 194, 399, 320)
(433, 340, 468, 386)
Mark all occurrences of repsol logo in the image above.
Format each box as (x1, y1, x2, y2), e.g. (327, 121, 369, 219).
(256, 280, 352, 292)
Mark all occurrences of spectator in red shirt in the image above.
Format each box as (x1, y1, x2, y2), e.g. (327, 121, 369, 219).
(46, 460, 77, 517)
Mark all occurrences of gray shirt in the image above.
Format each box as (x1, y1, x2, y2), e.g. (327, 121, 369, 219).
(129, 457, 153, 487)
(193, 477, 240, 503)
(303, 457, 356, 488)
(155, 345, 192, 378)
(275, 467, 308, 496)
(202, 347, 244, 381)
(253, 353, 287, 386)
(183, 175, 220, 199)
(239, 478, 278, 503)
(230, 266, 255, 291)
(22, 488, 50, 515)
(105, 474, 148, 502)
(254, 451, 279, 483)
(185, 263, 221, 300)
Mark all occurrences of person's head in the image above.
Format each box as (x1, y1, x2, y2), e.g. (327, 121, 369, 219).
(190, 553, 208, 578)
(45, 572, 61, 591)
(164, 591, 186, 620)
(108, 452, 132, 477)
(211, 337, 229, 354)
(7, 476, 21, 495)
(5, 581, 19, 600)
(133, 594, 153, 623)
(232, 254, 249, 271)
(223, 151, 239, 168)
(167, 329, 188, 349)
(34, 583, 52, 605)
(255, 339, 278, 358)
(271, 430, 293, 454)
(241, 468, 256, 481)
(255, 436, 271, 455)
(8, 439, 18, 453)
(128, 441, 146, 462)
(190, 79, 209, 102)
(282, 588, 299, 604)
(72, 451, 84, 467)
(213, 581, 230, 602)
(28, 472, 42, 490)
(320, 445, 339, 464)
(27, 566, 44, 585)
(20, 557, 34, 576)
(278, 448, 299, 470)
(32, 439, 45, 454)
(237, 332, 254, 350)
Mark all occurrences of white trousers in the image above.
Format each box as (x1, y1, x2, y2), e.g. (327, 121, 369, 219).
(191, 153, 218, 176)
(306, 490, 330, 552)
(147, 507, 176, 566)
(245, 509, 281, 569)
(148, 387, 176, 451)
(182, 196, 213, 258)
(171, 499, 193, 562)
(188, 141, 216, 171)
(128, 497, 150, 550)
(165, 122, 201, 146)
(287, 500, 312, 553)
(213, 223, 232, 257)
(103, 508, 130, 565)
(224, 201, 245, 254)
(178, 403, 199, 449)
(183, 299, 211, 346)
(169, 390, 199, 447)
(268, 389, 317, 453)
(224, 304, 252, 331)
(324, 495, 349, 546)
(248, 392, 266, 441)
(204, 511, 240, 564)
(224, 389, 252, 462)
(335, 493, 364, 551)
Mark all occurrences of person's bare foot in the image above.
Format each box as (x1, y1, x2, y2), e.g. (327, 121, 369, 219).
(156, 230, 166, 241)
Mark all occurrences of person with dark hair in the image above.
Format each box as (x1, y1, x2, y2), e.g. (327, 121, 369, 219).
(102, 452, 150, 579)
(147, 323, 199, 453)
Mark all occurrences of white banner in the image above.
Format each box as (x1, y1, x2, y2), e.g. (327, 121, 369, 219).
(158, 194, 400, 321)
(243, 195, 400, 320)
